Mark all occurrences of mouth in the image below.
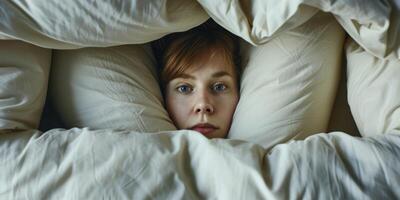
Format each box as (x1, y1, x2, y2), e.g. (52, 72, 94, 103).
(189, 123, 218, 136)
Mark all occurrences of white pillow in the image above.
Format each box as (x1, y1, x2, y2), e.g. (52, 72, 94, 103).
(50, 44, 176, 132)
(0, 40, 51, 131)
(228, 12, 345, 148)
(346, 38, 400, 136)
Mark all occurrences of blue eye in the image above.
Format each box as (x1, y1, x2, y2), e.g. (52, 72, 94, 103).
(213, 83, 227, 92)
(176, 85, 193, 94)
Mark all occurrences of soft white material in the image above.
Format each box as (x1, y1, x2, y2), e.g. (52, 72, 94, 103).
(198, 0, 400, 59)
(1, 0, 399, 59)
(335, 0, 400, 59)
(0, 0, 208, 48)
(0, 128, 399, 199)
(0, 40, 51, 131)
(228, 12, 344, 148)
(0, 0, 399, 198)
(346, 38, 400, 136)
(50, 45, 176, 132)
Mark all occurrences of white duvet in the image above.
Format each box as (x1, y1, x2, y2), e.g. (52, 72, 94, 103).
(1, 129, 399, 199)
(0, 0, 400, 199)
(1, 0, 399, 58)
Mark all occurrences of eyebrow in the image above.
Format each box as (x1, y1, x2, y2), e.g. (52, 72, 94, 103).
(177, 74, 195, 79)
(176, 71, 233, 79)
(212, 71, 232, 78)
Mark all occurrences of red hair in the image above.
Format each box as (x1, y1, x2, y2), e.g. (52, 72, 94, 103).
(153, 20, 241, 87)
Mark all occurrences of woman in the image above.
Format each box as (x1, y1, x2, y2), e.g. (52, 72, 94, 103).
(156, 20, 242, 138)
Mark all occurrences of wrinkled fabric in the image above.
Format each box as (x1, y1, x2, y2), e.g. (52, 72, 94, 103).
(229, 12, 344, 148)
(0, 0, 400, 58)
(0, 128, 399, 199)
(0, 40, 51, 130)
(0, 0, 208, 48)
(346, 38, 400, 136)
(0, 0, 399, 199)
(198, 0, 399, 59)
(0, 0, 399, 58)
(49, 45, 176, 132)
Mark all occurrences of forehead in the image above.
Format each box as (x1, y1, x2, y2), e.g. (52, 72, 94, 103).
(181, 50, 236, 77)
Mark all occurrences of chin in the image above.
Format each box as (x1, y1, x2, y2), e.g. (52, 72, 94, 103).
(211, 131, 227, 139)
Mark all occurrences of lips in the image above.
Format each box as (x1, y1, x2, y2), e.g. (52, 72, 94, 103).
(190, 123, 218, 135)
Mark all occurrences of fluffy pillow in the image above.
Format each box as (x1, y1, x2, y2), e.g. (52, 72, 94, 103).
(0, 40, 51, 131)
(228, 12, 345, 148)
(49, 44, 176, 132)
(346, 38, 400, 136)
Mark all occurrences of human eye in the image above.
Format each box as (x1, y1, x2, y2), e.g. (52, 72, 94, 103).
(176, 84, 193, 94)
(212, 82, 228, 93)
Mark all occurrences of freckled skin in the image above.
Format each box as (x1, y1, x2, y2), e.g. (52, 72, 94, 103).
(165, 53, 239, 139)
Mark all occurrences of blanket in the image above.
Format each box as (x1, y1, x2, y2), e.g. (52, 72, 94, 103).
(0, 0, 399, 58)
(0, 0, 399, 199)
(0, 129, 399, 199)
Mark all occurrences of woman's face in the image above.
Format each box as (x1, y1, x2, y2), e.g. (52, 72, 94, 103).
(165, 53, 239, 138)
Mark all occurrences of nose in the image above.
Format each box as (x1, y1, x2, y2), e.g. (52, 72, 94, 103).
(194, 103, 214, 114)
(193, 92, 214, 114)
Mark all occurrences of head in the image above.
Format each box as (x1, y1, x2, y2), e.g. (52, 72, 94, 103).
(157, 21, 241, 139)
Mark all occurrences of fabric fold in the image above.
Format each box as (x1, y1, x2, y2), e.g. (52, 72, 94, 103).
(0, 128, 399, 199)
(0, 0, 398, 58)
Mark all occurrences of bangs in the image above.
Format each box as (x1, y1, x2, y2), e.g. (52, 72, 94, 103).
(161, 31, 236, 85)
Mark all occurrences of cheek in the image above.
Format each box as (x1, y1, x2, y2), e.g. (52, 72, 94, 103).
(166, 94, 191, 128)
(216, 94, 239, 118)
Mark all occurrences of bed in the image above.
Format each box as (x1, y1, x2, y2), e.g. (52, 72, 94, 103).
(0, 0, 399, 199)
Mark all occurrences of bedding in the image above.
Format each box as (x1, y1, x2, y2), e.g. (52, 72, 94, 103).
(50, 44, 176, 132)
(0, 40, 51, 131)
(0, 1, 208, 48)
(198, 0, 400, 59)
(0, 0, 400, 198)
(1, 128, 399, 199)
(49, 11, 344, 149)
(346, 38, 400, 136)
(1, 0, 399, 58)
(228, 12, 344, 148)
